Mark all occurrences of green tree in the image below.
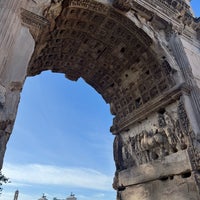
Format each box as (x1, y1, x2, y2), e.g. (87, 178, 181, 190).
(0, 171, 9, 195)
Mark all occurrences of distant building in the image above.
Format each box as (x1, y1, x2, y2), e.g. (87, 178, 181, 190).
(13, 190, 19, 200)
(38, 194, 48, 200)
(66, 193, 77, 200)
(38, 193, 77, 200)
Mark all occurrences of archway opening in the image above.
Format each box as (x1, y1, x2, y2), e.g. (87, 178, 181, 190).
(1, 1, 178, 199)
(2, 71, 115, 200)
(28, 1, 175, 135)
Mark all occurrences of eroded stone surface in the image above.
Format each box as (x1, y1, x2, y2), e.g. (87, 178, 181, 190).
(0, 0, 200, 199)
(113, 100, 192, 170)
(118, 175, 199, 200)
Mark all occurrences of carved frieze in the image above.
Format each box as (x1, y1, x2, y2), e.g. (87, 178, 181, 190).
(114, 100, 191, 171)
(68, 0, 109, 13)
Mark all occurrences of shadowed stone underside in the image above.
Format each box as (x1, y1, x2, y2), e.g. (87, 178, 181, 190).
(27, 0, 175, 135)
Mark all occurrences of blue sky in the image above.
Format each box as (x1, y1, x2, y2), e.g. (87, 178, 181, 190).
(1, 1, 200, 200)
(2, 73, 115, 200)
(191, 0, 200, 17)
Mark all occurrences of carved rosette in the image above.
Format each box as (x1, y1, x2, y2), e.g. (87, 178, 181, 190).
(112, 0, 132, 12)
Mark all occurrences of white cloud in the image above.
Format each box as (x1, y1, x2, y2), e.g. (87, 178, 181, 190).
(76, 193, 108, 200)
(2, 163, 113, 191)
(6, 182, 31, 187)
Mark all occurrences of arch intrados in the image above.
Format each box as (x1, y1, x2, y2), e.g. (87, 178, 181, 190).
(27, 0, 175, 134)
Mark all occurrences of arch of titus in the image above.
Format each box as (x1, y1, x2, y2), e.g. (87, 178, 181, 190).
(0, 0, 200, 199)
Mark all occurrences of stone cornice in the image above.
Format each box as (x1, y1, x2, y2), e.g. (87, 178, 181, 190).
(130, 0, 183, 34)
(117, 150, 190, 188)
(20, 8, 49, 30)
(111, 83, 191, 134)
(128, 0, 200, 38)
(68, 0, 109, 14)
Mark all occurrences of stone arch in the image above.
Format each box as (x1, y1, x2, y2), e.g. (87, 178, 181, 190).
(1, 0, 200, 199)
(25, 0, 177, 136)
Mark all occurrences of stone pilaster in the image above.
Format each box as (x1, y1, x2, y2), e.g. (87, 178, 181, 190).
(169, 34, 200, 135)
(0, 0, 35, 168)
(0, 0, 23, 77)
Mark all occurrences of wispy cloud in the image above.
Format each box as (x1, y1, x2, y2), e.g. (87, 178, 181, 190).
(6, 182, 31, 187)
(76, 193, 110, 200)
(2, 163, 113, 191)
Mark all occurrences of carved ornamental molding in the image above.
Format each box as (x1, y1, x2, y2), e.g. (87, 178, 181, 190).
(112, 0, 132, 12)
(131, 0, 200, 37)
(68, 0, 109, 14)
(21, 8, 49, 29)
(20, 8, 50, 39)
(111, 83, 190, 134)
